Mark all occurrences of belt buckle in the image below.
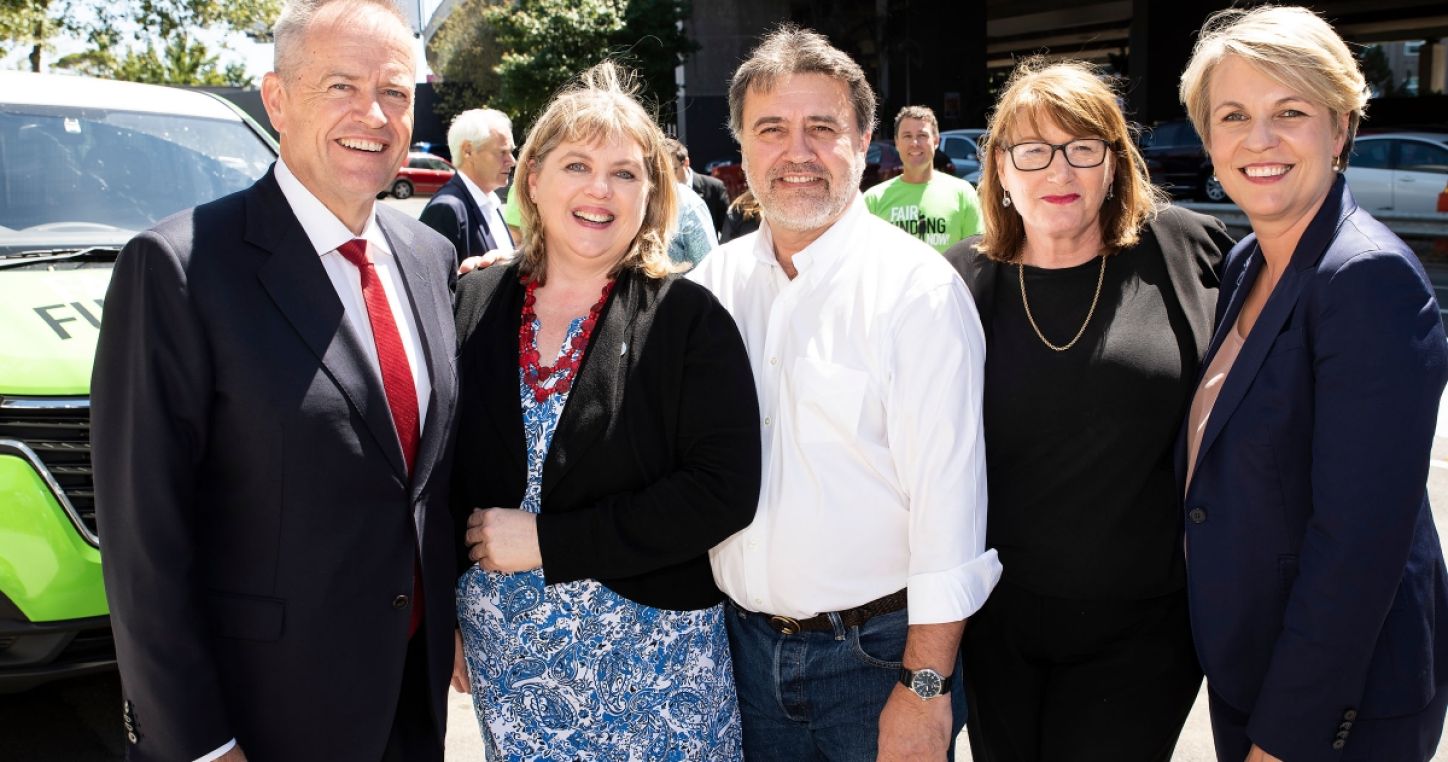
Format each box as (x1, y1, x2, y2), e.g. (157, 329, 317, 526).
(768, 615, 801, 635)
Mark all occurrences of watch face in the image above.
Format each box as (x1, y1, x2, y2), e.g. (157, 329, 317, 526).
(911, 670, 943, 698)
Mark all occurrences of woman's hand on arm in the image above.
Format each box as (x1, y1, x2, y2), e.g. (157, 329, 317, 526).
(465, 507, 542, 572)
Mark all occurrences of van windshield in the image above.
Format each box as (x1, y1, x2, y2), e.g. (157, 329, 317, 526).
(0, 104, 275, 255)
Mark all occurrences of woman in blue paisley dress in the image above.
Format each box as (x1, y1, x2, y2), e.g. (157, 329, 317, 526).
(450, 61, 760, 762)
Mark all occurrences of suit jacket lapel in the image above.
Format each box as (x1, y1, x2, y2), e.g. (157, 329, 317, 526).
(247, 171, 410, 480)
(1191, 176, 1353, 478)
(467, 266, 528, 478)
(540, 270, 639, 502)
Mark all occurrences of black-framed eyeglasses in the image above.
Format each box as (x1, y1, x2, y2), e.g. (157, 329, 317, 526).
(1001, 138, 1116, 171)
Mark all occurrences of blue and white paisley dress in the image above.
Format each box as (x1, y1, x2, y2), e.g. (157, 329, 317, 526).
(457, 315, 743, 762)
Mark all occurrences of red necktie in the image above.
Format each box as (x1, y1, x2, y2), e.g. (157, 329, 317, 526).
(337, 238, 424, 637)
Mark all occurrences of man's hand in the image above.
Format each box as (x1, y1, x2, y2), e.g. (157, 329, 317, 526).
(1245, 744, 1283, 762)
(465, 508, 542, 572)
(451, 629, 471, 693)
(877, 683, 952, 761)
(457, 250, 514, 275)
(217, 746, 248, 762)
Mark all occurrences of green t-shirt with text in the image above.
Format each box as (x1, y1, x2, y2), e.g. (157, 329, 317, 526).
(863, 172, 982, 253)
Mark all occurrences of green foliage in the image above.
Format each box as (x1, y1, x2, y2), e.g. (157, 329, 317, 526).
(430, 0, 696, 136)
(2, 0, 278, 84)
(58, 35, 252, 86)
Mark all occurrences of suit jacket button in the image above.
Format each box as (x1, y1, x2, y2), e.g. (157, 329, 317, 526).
(1188, 507, 1207, 524)
(393, 595, 409, 609)
(127, 732, 138, 744)
(1343, 709, 1358, 721)
(1339, 721, 1353, 731)
(1332, 739, 1346, 750)
(1336, 729, 1350, 740)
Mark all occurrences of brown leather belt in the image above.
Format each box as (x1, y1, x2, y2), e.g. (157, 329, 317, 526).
(752, 589, 908, 635)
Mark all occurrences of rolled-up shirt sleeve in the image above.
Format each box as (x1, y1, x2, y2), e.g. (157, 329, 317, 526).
(884, 278, 1001, 624)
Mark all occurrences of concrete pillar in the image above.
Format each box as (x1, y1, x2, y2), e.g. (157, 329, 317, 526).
(1127, 0, 1229, 124)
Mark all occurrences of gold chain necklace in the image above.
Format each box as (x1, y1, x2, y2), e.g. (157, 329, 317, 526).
(1018, 254, 1107, 352)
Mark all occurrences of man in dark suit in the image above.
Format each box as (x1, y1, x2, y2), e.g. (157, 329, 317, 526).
(666, 137, 728, 238)
(91, 1, 458, 760)
(420, 108, 516, 269)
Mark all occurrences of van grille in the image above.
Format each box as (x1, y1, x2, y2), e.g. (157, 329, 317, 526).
(0, 397, 96, 546)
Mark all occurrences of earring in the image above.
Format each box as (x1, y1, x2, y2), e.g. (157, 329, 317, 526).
(1002, 192, 1012, 208)
(1106, 185, 1114, 201)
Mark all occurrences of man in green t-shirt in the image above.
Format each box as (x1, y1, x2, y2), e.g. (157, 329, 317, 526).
(863, 105, 982, 253)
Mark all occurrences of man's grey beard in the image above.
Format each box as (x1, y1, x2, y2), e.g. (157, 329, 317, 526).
(744, 152, 866, 233)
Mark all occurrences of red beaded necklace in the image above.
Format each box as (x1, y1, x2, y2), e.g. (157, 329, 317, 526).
(518, 277, 615, 403)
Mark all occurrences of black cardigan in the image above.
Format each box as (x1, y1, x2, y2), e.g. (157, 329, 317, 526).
(452, 262, 762, 611)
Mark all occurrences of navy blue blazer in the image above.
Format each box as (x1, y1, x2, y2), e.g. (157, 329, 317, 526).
(419, 173, 511, 267)
(1180, 175, 1448, 758)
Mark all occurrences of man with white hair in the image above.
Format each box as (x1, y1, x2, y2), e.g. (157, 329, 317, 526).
(421, 108, 516, 268)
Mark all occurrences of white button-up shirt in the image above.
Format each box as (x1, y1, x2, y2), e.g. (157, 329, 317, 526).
(689, 196, 1000, 625)
(275, 158, 431, 425)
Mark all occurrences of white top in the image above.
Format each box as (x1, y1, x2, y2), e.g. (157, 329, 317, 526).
(458, 170, 515, 254)
(688, 196, 1001, 625)
(275, 158, 431, 426)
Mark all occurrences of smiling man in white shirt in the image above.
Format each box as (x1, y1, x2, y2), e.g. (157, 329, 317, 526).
(688, 25, 1000, 762)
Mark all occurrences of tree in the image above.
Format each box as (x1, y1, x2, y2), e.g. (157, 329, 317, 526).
(0, 0, 77, 72)
(2, 0, 277, 85)
(430, 0, 695, 135)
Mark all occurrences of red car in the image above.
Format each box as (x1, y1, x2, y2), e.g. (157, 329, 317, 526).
(389, 152, 455, 199)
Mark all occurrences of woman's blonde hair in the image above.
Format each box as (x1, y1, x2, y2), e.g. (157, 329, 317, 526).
(515, 61, 679, 283)
(1179, 5, 1368, 170)
(974, 58, 1163, 262)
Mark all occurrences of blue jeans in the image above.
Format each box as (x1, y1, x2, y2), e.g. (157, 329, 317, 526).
(725, 602, 967, 761)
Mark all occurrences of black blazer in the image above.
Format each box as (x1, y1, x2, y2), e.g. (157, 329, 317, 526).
(453, 262, 761, 610)
(420, 173, 511, 267)
(92, 168, 460, 761)
(943, 204, 1230, 364)
(691, 171, 730, 237)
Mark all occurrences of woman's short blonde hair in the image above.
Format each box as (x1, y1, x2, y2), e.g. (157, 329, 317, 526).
(515, 61, 679, 283)
(1179, 5, 1368, 170)
(974, 58, 1162, 262)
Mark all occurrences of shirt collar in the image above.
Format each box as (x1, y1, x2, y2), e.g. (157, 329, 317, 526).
(274, 158, 391, 258)
(457, 170, 499, 212)
(752, 193, 867, 275)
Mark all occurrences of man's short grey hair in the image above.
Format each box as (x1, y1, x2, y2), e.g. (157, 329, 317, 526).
(447, 109, 513, 165)
(273, 0, 411, 78)
(727, 25, 877, 141)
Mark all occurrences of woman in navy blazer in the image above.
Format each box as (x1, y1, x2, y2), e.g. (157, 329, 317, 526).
(1178, 7, 1448, 761)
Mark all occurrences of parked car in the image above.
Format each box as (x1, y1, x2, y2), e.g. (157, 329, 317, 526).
(390, 152, 455, 199)
(0, 71, 277, 692)
(1138, 119, 1226, 202)
(410, 140, 451, 163)
(862, 140, 904, 189)
(939, 128, 987, 179)
(1346, 131, 1448, 215)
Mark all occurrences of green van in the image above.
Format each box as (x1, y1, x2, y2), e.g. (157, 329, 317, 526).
(0, 72, 276, 691)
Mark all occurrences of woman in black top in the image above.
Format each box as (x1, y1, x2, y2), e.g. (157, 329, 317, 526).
(450, 62, 760, 759)
(943, 58, 1232, 760)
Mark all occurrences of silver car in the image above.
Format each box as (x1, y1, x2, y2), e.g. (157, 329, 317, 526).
(1346, 132, 1448, 215)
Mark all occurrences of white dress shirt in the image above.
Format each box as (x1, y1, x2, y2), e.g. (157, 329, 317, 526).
(457, 170, 515, 254)
(688, 196, 1001, 625)
(193, 162, 436, 762)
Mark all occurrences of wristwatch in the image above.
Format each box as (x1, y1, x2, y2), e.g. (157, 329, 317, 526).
(899, 667, 952, 700)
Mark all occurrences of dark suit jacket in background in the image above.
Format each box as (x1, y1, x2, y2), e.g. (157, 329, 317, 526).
(92, 168, 460, 762)
(420, 173, 511, 267)
(1180, 177, 1448, 760)
(452, 263, 760, 610)
(690, 171, 729, 239)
